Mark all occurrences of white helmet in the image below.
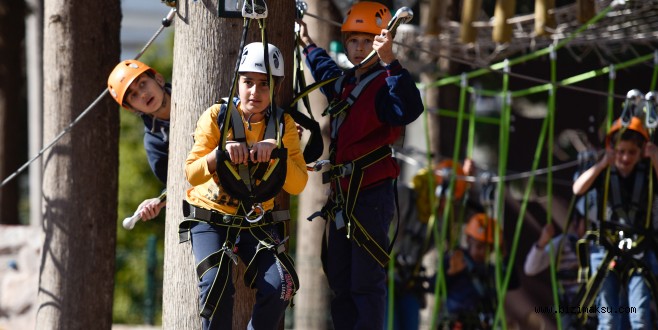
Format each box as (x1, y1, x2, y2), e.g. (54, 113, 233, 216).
(238, 42, 284, 77)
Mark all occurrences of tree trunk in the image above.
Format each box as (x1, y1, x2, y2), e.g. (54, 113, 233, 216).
(294, 1, 341, 329)
(165, 2, 295, 329)
(0, 0, 26, 224)
(36, 0, 121, 329)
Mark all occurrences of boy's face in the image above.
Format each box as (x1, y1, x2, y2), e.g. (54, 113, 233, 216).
(613, 140, 642, 176)
(467, 236, 491, 264)
(238, 72, 271, 119)
(344, 32, 375, 67)
(124, 73, 166, 114)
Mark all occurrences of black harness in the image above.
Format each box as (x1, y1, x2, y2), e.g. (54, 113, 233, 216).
(307, 68, 397, 267)
(215, 100, 288, 213)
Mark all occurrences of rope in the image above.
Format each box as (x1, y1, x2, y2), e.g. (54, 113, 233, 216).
(0, 8, 177, 189)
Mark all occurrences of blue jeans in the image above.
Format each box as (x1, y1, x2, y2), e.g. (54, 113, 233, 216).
(325, 181, 395, 330)
(190, 222, 292, 330)
(590, 245, 657, 330)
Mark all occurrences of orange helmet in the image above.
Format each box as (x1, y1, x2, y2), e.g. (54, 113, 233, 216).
(107, 60, 155, 108)
(465, 213, 500, 244)
(434, 160, 467, 200)
(605, 117, 649, 147)
(341, 1, 391, 35)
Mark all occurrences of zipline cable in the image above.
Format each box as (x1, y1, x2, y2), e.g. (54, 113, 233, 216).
(0, 8, 177, 189)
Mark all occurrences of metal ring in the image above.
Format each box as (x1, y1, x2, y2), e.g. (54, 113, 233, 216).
(245, 204, 265, 223)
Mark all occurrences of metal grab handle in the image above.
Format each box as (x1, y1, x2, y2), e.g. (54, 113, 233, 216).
(351, 7, 414, 71)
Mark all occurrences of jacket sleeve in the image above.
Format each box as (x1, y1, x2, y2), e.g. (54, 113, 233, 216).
(375, 60, 424, 126)
(185, 105, 222, 186)
(523, 243, 551, 276)
(282, 114, 308, 195)
(304, 45, 344, 99)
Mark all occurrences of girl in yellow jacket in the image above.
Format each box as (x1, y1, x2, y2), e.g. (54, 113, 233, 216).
(182, 42, 307, 330)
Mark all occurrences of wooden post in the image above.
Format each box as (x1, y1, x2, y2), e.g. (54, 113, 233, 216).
(493, 0, 516, 43)
(460, 0, 482, 44)
(535, 0, 556, 37)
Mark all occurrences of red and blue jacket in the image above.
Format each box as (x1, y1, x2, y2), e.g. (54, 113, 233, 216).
(304, 45, 423, 190)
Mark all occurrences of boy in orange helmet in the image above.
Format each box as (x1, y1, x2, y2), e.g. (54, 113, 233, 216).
(439, 213, 519, 329)
(107, 60, 171, 221)
(298, 2, 424, 328)
(572, 116, 658, 329)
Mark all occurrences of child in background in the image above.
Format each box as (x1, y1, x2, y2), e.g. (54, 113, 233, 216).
(108, 60, 170, 220)
(572, 117, 658, 329)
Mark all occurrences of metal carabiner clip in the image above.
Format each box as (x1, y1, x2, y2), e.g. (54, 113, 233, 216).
(617, 231, 632, 251)
(245, 204, 265, 223)
(242, 0, 268, 19)
(309, 159, 331, 172)
(645, 91, 658, 129)
(620, 89, 644, 127)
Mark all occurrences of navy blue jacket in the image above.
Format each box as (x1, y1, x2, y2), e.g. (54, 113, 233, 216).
(140, 83, 171, 185)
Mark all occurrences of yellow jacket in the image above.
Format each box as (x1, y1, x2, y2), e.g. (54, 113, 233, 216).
(185, 103, 308, 214)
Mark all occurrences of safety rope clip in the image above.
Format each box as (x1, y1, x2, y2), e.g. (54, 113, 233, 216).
(245, 204, 265, 223)
(242, 0, 268, 19)
(295, 0, 307, 18)
(617, 230, 632, 251)
(309, 159, 331, 172)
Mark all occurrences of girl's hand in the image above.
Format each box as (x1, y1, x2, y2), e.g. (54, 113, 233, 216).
(250, 139, 277, 163)
(226, 141, 249, 165)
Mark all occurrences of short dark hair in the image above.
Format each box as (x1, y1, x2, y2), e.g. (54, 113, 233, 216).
(612, 129, 647, 148)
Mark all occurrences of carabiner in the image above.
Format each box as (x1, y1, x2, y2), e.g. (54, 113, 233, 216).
(645, 91, 658, 129)
(620, 89, 644, 127)
(309, 159, 331, 172)
(242, 0, 268, 19)
(245, 204, 265, 223)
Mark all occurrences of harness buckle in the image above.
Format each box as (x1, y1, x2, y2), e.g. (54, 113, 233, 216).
(338, 163, 353, 177)
(245, 204, 265, 223)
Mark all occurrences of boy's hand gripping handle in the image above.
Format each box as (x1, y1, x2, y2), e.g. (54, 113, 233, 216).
(351, 7, 414, 71)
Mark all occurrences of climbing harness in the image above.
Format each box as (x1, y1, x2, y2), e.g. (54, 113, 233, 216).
(214, 99, 288, 215)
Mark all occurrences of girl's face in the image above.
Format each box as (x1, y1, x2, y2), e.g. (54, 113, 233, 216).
(614, 140, 642, 176)
(124, 73, 166, 115)
(344, 33, 375, 67)
(238, 72, 271, 121)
